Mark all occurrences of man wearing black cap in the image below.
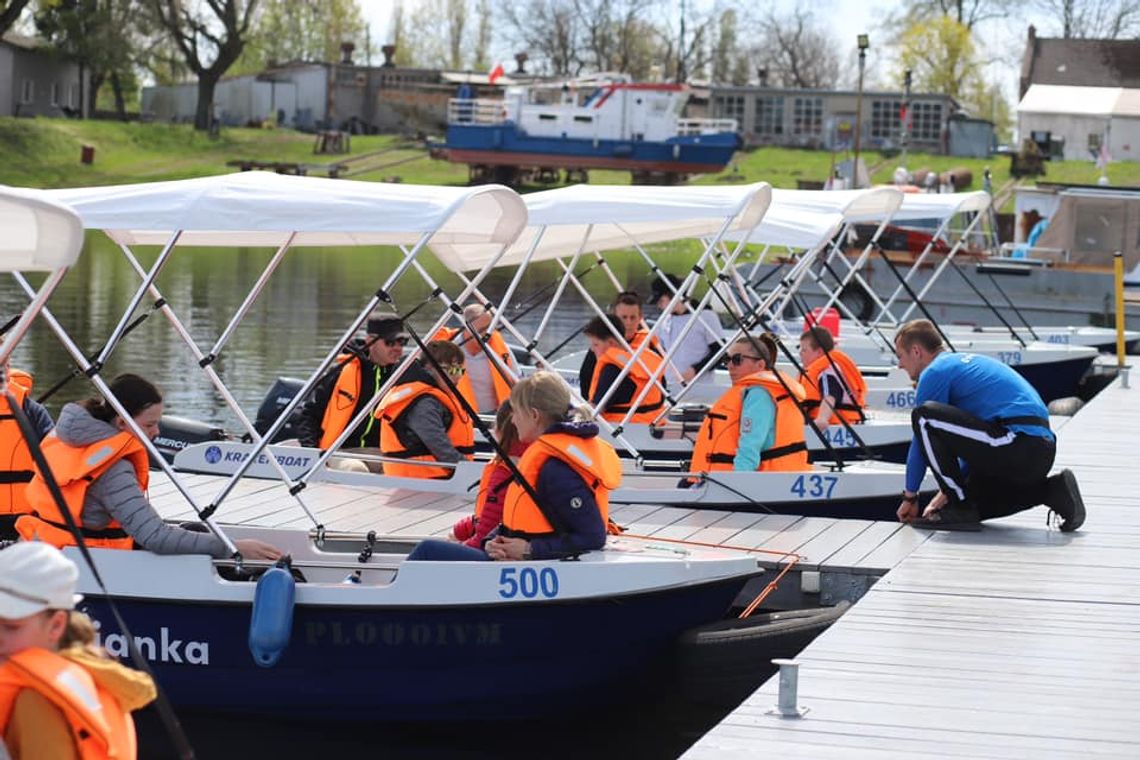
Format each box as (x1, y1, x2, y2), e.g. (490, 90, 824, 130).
(297, 311, 409, 452)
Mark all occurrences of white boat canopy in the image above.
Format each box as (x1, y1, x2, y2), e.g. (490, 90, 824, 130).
(0, 188, 84, 271)
(769, 187, 905, 223)
(38, 171, 528, 271)
(893, 190, 991, 221)
(725, 187, 905, 249)
(468, 182, 773, 270)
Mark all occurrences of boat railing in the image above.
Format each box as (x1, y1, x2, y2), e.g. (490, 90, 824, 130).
(676, 117, 738, 136)
(447, 98, 506, 125)
(996, 242, 1070, 263)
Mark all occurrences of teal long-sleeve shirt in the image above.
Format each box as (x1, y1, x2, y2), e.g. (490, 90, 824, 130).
(733, 386, 776, 471)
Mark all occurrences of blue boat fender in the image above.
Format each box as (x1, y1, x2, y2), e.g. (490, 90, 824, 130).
(248, 555, 296, 668)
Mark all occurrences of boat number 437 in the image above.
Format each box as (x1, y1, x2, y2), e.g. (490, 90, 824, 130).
(790, 474, 839, 499)
(498, 567, 560, 599)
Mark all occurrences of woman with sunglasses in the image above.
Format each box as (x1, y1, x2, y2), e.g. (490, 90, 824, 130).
(688, 335, 810, 477)
(374, 340, 475, 479)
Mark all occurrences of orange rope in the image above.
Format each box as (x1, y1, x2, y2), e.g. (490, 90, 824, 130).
(621, 532, 803, 619)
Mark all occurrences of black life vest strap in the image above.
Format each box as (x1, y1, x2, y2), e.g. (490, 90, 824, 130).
(707, 452, 736, 465)
(995, 415, 1050, 430)
(0, 470, 34, 484)
(608, 397, 665, 415)
(36, 515, 130, 540)
(760, 441, 809, 461)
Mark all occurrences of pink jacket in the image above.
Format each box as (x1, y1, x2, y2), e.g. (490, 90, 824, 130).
(452, 461, 514, 548)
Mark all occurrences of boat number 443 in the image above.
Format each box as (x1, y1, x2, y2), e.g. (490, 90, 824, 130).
(498, 567, 559, 599)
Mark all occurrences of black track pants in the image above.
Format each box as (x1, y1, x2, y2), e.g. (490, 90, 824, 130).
(911, 401, 1055, 520)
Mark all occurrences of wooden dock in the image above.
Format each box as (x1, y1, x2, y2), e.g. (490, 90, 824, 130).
(683, 375, 1138, 758)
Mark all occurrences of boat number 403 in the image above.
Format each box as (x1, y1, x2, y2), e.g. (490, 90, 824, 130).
(498, 567, 559, 599)
(997, 351, 1023, 365)
(790, 474, 839, 499)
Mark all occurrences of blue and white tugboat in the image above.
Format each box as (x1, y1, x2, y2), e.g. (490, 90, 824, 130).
(430, 74, 742, 185)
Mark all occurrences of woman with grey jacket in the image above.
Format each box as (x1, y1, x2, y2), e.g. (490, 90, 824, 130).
(21, 374, 281, 560)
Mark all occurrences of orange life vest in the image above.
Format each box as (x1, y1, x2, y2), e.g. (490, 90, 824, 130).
(473, 459, 510, 522)
(319, 355, 386, 451)
(689, 371, 810, 473)
(501, 432, 622, 537)
(0, 370, 37, 515)
(588, 346, 666, 424)
(433, 327, 516, 411)
(374, 381, 475, 479)
(0, 648, 137, 760)
(16, 432, 145, 550)
(628, 328, 663, 356)
(800, 350, 867, 425)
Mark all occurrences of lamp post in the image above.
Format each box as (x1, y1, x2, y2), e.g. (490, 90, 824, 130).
(852, 34, 869, 188)
(901, 69, 912, 171)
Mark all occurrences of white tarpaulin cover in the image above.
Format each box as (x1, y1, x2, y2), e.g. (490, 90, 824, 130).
(725, 207, 843, 249)
(0, 189, 84, 271)
(894, 190, 991, 220)
(479, 182, 773, 270)
(35, 172, 528, 271)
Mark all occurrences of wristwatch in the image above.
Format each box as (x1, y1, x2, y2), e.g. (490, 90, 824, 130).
(901, 491, 918, 503)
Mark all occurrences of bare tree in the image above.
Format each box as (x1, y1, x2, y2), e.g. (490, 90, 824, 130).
(145, 0, 259, 130)
(898, 0, 1016, 30)
(499, 0, 580, 76)
(472, 0, 492, 70)
(0, 0, 32, 37)
(446, 0, 467, 69)
(751, 5, 839, 89)
(1034, 0, 1140, 38)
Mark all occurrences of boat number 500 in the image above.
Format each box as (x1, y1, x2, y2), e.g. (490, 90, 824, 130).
(498, 567, 559, 599)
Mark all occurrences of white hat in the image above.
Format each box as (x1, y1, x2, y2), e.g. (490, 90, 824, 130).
(0, 542, 82, 619)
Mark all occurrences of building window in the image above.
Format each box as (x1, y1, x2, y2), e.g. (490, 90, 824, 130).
(20, 79, 33, 104)
(50, 83, 60, 107)
(713, 95, 744, 124)
(910, 101, 943, 141)
(792, 97, 822, 135)
(871, 99, 901, 139)
(755, 96, 784, 135)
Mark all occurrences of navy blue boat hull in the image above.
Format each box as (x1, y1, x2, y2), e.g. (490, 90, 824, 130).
(1013, 356, 1095, 403)
(80, 576, 750, 722)
(439, 123, 740, 174)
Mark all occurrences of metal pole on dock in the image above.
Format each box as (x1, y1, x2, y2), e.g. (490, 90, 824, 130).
(1115, 251, 1131, 388)
(767, 659, 810, 718)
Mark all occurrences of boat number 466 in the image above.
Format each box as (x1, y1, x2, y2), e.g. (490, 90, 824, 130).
(498, 567, 560, 599)
(790, 474, 839, 499)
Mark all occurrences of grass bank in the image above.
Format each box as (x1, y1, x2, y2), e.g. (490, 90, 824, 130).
(2, 117, 1137, 197)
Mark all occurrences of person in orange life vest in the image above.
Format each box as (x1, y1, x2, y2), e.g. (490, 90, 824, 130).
(450, 400, 528, 548)
(687, 335, 810, 477)
(296, 312, 408, 452)
(798, 326, 867, 433)
(0, 542, 156, 760)
(0, 363, 55, 540)
(578, 290, 666, 398)
(433, 303, 517, 415)
(16, 374, 281, 561)
(406, 371, 621, 561)
(583, 314, 666, 424)
(375, 340, 474, 479)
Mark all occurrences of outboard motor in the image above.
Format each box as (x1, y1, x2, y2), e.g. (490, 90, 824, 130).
(254, 377, 307, 443)
(154, 415, 227, 465)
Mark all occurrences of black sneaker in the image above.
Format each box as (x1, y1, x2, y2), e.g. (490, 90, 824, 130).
(1046, 469, 1086, 533)
(911, 502, 983, 532)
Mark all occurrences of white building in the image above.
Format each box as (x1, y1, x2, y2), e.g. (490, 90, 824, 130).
(1017, 84, 1140, 162)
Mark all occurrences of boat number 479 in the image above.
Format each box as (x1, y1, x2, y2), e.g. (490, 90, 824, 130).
(498, 567, 560, 599)
(997, 351, 1022, 365)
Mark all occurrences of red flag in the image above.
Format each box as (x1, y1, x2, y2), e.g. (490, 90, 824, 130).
(899, 103, 908, 122)
(488, 63, 505, 84)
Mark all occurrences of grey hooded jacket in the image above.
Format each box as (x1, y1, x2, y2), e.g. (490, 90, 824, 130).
(55, 403, 228, 558)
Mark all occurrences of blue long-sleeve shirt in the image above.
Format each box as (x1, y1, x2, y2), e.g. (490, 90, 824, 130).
(905, 352, 1052, 493)
(733, 386, 776, 471)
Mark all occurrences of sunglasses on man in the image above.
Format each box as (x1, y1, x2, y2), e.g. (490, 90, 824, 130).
(728, 353, 764, 366)
(382, 336, 409, 347)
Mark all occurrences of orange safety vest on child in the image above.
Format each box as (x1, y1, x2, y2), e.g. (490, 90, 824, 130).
(689, 371, 809, 473)
(0, 648, 137, 760)
(588, 346, 666, 424)
(433, 326, 516, 410)
(0, 370, 37, 514)
(500, 432, 622, 536)
(800, 350, 867, 425)
(374, 381, 475, 479)
(15, 432, 145, 550)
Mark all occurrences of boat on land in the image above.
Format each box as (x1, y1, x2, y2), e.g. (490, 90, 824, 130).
(4, 175, 800, 720)
(429, 74, 742, 186)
